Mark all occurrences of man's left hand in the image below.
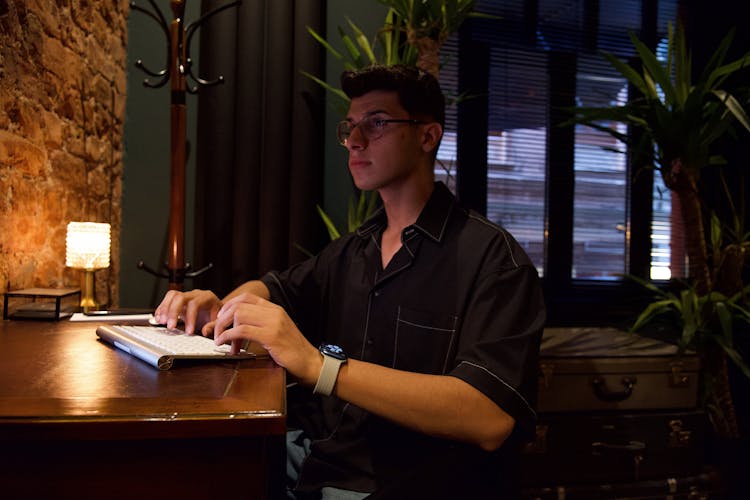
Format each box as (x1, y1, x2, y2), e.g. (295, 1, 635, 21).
(212, 293, 322, 385)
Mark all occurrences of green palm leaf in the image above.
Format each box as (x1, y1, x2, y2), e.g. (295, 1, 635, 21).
(298, 70, 349, 102)
(630, 32, 676, 104)
(316, 205, 341, 241)
(346, 17, 377, 64)
(713, 90, 750, 132)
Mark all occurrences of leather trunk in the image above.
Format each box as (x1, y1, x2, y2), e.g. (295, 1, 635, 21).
(537, 327, 700, 413)
(521, 410, 709, 486)
(521, 469, 721, 499)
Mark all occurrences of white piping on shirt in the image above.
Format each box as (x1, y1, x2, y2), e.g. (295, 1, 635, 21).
(393, 308, 457, 374)
(412, 198, 454, 242)
(457, 360, 537, 418)
(359, 293, 373, 360)
(396, 319, 454, 332)
(467, 214, 520, 268)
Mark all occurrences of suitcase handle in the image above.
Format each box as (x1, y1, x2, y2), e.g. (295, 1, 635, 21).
(590, 376, 636, 402)
(591, 440, 646, 454)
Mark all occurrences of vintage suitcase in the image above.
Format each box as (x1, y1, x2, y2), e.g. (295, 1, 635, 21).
(521, 469, 720, 500)
(537, 328, 701, 413)
(521, 410, 708, 486)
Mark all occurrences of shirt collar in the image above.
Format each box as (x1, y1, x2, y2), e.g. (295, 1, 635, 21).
(356, 206, 386, 239)
(356, 182, 455, 243)
(411, 181, 455, 243)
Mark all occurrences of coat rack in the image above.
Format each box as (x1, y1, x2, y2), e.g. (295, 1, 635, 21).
(131, 0, 239, 290)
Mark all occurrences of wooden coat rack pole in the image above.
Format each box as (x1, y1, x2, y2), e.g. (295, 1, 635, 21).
(168, 0, 187, 290)
(132, 0, 239, 290)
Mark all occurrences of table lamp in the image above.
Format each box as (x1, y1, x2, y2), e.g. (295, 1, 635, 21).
(65, 222, 111, 312)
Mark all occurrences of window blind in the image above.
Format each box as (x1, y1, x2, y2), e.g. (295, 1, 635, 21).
(438, 0, 680, 281)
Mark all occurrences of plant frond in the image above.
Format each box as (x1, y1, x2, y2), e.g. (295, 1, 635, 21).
(293, 243, 315, 259)
(712, 90, 750, 133)
(630, 32, 676, 104)
(299, 70, 350, 102)
(698, 26, 734, 84)
(381, 9, 398, 65)
(710, 212, 723, 259)
(307, 26, 344, 60)
(345, 17, 377, 65)
(706, 53, 750, 90)
(602, 52, 653, 99)
(673, 22, 692, 103)
(317, 205, 341, 240)
(338, 27, 365, 68)
(716, 337, 750, 379)
(625, 273, 668, 295)
(631, 298, 679, 332)
(715, 301, 734, 346)
(727, 300, 750, 324)
(729, 283, 750, 304)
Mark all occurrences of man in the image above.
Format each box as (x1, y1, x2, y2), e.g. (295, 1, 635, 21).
(156, 65, 545, 499)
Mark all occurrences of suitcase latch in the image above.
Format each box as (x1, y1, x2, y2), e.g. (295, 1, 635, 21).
(539, 362, 554, 389)
(591, 441, 646, 481)
(523, 424, 548, 454)
(668, 419, 692, 447)
(669, 362, 690, 387)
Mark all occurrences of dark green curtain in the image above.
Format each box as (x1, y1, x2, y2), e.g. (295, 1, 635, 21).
(195, 0, 326, 296)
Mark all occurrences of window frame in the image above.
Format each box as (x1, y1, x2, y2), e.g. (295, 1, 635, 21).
(453, 0, 667, 325)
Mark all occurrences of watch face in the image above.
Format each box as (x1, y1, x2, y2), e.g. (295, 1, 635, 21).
(320, 343, 346, 360)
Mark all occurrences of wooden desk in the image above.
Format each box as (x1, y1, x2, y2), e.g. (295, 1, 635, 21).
(0, 319, 286, 499)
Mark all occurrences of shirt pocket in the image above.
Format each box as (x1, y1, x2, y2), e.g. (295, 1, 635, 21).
(393, 306, 459, 375)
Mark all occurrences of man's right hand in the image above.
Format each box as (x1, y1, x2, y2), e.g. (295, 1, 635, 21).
(154, 289, 222, 335)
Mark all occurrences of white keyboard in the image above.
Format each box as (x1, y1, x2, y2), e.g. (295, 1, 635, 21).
(114, 325, 233, 355)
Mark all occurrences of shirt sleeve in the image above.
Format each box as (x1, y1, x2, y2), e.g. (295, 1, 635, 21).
(260, 255, 324, 343)
(259, 235, 354, 345)
(448, 262, 545, 440)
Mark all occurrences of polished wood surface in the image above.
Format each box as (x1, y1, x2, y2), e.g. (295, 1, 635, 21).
(0, 319, 286, 499)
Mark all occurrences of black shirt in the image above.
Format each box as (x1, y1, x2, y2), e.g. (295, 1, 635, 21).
(261, 182, 545, 494)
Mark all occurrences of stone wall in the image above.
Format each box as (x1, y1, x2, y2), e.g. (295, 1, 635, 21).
(0, 0, 128, 313)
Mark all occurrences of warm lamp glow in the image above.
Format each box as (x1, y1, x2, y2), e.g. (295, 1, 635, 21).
(65, 222, 111, 270)
(65, 222, 111, 312)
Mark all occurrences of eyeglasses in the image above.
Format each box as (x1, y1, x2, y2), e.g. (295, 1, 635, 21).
(336, 116, 425, 146)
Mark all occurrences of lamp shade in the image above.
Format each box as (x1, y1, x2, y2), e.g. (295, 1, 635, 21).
(65, 222, 111, 270)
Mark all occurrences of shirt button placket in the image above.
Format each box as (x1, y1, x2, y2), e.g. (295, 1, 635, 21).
(366, 287, 382, 352)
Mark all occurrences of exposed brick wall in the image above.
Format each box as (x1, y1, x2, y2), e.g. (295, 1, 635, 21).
(0, 0, 128, 313)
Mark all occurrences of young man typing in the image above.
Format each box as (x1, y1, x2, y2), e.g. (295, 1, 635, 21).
(156, 65, 545, 499)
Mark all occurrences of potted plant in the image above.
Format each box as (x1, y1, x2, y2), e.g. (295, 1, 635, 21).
(568, 22, 750, 437)
(376, 0, 488, 77)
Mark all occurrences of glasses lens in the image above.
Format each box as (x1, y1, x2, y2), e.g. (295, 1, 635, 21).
(336, 121, 352, 145)
(360, 116, 380, 142)
(337, 117, 390, 145)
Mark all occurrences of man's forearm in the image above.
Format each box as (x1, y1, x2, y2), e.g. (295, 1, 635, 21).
(219, 281, 513, 450)
(334, 359, 515, 451)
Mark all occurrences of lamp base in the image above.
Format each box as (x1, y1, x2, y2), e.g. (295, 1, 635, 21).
(80, 269, 99, 313)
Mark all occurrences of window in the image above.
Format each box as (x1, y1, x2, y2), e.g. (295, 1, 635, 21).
(437, 0, 682, 323)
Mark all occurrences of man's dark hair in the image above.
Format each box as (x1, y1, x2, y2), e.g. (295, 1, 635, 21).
(340, 65, 445, 128)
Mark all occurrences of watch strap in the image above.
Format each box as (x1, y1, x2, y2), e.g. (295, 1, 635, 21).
(313, 353, 344, 396)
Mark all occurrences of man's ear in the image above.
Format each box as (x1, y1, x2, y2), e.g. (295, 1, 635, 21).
(420, 122, 443, 153)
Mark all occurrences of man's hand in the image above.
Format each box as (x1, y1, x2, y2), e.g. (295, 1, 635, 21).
(212, 293, 322, 386)
(154, 289, 222, 335)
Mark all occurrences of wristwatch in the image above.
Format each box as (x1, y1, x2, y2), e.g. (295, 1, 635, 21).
(313, 343, 347, 396)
